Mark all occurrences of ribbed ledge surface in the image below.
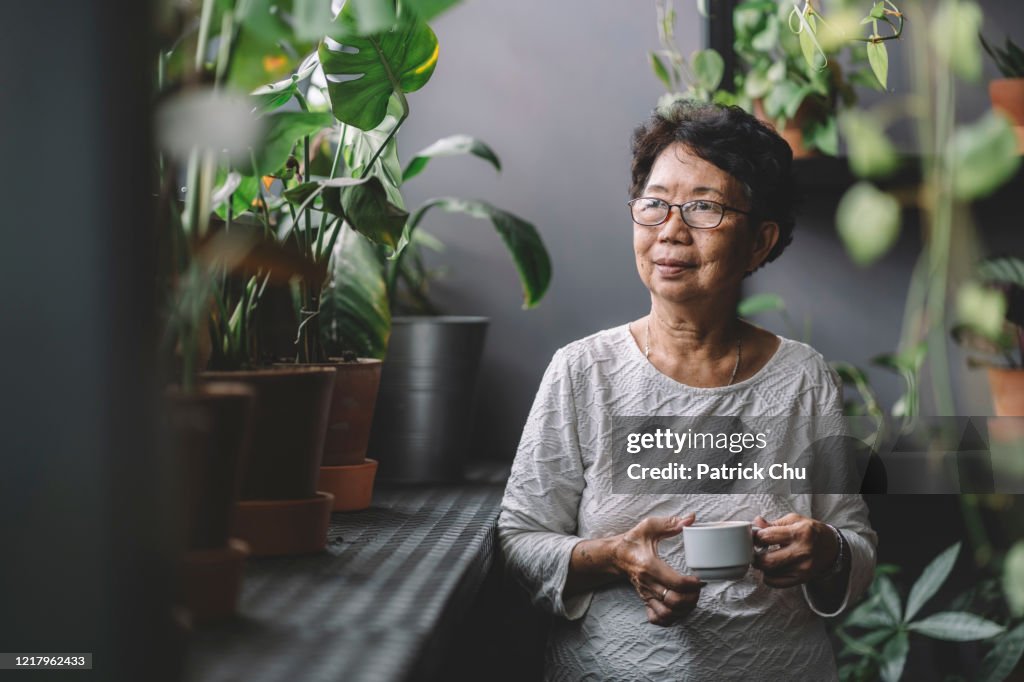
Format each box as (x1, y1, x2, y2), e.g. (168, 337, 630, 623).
(184, 484, 504, 682)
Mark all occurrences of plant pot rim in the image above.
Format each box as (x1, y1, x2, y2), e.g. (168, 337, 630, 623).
(321, 458, 378, 472)
(392, 315, 489, 325)
(273, 358, 382, 367)
(165, 382, 256, 399)
(990, 77, 1024, 86)
(235, 491, 333, 509)
(987, 365, 1024, 375)
(202, 366, 337, 379)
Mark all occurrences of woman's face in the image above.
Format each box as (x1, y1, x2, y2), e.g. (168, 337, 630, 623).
(633, 143, 777, 308)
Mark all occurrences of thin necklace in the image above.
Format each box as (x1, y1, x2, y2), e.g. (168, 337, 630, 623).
(645, 318, 743, 386)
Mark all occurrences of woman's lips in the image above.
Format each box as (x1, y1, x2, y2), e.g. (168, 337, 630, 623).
(654, 259, 697, 276)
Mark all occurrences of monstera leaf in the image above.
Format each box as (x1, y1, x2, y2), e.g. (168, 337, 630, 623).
(318, 4, 438, 130)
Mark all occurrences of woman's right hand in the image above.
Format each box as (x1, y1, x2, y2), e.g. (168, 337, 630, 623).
(613, 513, 705, 626)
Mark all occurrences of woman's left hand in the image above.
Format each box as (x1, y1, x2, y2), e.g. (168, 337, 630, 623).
(752, 514, 839, 588)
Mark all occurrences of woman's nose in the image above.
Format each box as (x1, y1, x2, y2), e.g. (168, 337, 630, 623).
(657, 206, 694, 243)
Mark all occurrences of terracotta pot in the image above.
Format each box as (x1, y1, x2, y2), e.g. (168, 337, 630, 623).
(296, 359, 383, 467)
(165, 382, 254, 549)
(988, 367, 1024, 417)
(202, 366, 336, 500)
(754, 98, 818, 159)
(232, 492, 334, 556)
(319, 459, 378, 512)
(181, 539, 249, 624)
(989, 78, 1024, 153)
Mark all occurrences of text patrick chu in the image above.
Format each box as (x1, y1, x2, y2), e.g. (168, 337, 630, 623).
(624, 429, 807, 481)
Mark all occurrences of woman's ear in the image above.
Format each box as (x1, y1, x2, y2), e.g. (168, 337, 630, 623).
(748, 220, 780, 272)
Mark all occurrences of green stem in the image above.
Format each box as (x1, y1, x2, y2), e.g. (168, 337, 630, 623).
(214, 9, 235, 87)
(194, 0, 215, 72)
(927, 32, 957, 416)
(315, 125, 346, 260)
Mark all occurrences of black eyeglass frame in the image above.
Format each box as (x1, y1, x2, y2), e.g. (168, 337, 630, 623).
(627, 197, 754, 229)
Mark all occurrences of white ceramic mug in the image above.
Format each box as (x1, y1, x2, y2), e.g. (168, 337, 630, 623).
(682, 521, 753, 580)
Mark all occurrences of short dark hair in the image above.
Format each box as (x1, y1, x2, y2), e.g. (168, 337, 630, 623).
(629, 100, 796, 267)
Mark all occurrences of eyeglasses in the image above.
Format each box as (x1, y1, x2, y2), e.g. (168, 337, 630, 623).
(627, 197, 752, 229)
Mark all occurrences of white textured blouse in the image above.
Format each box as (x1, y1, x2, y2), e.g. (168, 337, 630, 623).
(498, 324, 877, 681)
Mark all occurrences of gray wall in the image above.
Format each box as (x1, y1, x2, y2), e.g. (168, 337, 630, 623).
(396, 0, 1024, 463)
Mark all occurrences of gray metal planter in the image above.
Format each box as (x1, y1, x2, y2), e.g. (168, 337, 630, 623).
(369, 316, 489, 482)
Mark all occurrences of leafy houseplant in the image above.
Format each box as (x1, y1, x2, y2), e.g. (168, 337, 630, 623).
(952, 257, 1024, 417)
(155, 0, 440, 548)
(647, 0, 728, 112)
(980, 33, 1024, 152)
(725, 0, 903, 157)
(354, 136, 553, 483)
(835, 543, 1017, 682)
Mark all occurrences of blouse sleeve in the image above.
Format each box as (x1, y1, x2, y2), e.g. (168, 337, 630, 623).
(802, 364, 878, 616)
(498, 347, 592, 620)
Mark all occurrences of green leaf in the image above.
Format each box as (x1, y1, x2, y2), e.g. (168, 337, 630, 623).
(1004, 540, 1024, 617)
(869, 2, 886, 20)
(321, 224, 390, 358)
(343, 95, 405, 199)
(752, 15, 780, 52)
(849, 66, 886, 91)
(878, 630, 908, 682)
(844, 592, 900, 629)
(873, 341, 927, 374)
(907, 612, 1006, 641)
(905, 542, 961, 621)
(956, 283, 1008, 340)
(292, 0, 336, 42)
(213, 172, 261, 220)
(341, 177, 410, 252)
(249, 52, 320, 114)
(319, 6, 438, 130)
(763, 80, 805, 120)
(837, 627, 893, 659)
(840, 111, 899, 179)
(796, 11, 825, 71)
(931, 0, 984, 81)
(978, 621, 1024, 682)
(282, 176, 374, 216)
(692, 49, 725, 92)
(950, 112, 1022, 200)
(403, 135, 502, 183)
(979, 257, 1024, 288)
(650, 51, 672, 90)
(836, 182, 900, 266)
(804, 116, 838, 156)
(251, 111, 334, 176)
(738, 293, 785, 316)
(866, 41, 889, 88)
(876, 575, 903, 625)
(408, 198, 551, 307)
(227, 0, 314, 92)
(350, 0, 398, 35)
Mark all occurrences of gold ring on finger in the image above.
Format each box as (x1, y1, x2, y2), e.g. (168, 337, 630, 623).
(661, 587, 670, 601)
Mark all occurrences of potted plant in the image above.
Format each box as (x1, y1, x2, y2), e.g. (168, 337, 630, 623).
(834, 543, 1014, 681)
(715, 0, 903, 157)
(155, 0, 373, 556)
(981, 33, 1024, 152)
(952, 257, 1024, 417)
(315, 125, 552, 482)
(226, 0, 467, 506)
(647, 0, 729, 112)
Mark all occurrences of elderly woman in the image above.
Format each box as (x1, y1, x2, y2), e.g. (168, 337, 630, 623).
(498, 101, 877, 680)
